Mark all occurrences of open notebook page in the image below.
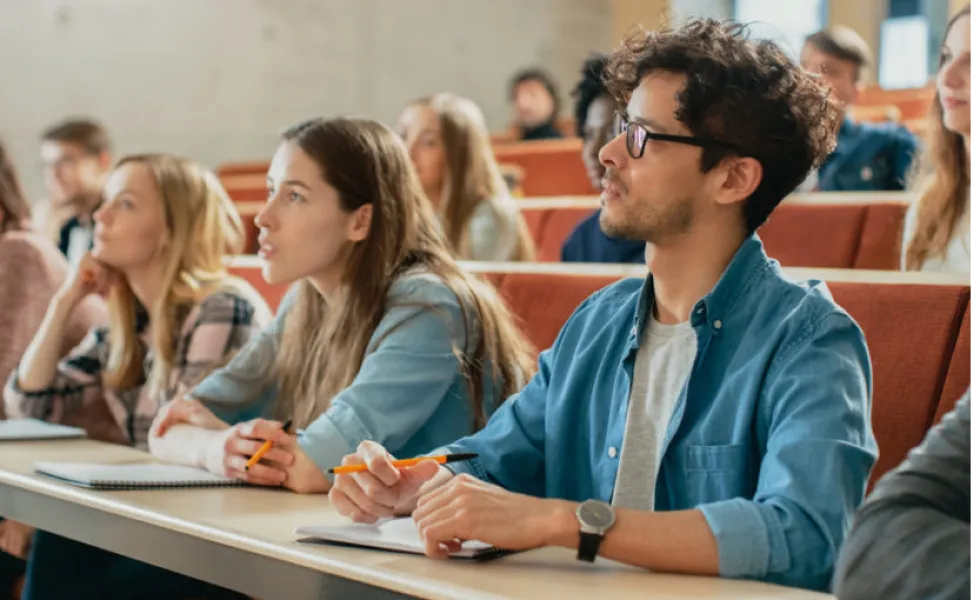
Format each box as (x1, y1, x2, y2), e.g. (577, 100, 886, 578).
(296, 517, 497, 558)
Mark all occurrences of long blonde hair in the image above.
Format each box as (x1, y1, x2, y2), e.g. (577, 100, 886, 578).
(272, 118, 535, 430)
(905, 6, 970, 270)
(410, 94, 535, 261)
(103, 154, 253, 394)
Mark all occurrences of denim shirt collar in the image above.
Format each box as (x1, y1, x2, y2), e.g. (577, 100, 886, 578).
(629, 235, 772, 350)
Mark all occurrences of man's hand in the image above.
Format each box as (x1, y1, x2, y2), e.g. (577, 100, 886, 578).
(0, 520, 34, 559)
(329, 441, 452, 523)
(412, 474, 576, 558)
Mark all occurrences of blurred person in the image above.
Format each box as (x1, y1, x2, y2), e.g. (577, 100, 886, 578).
(800, 26, 918, 191)
(903, 6, 970, 274)
(510, 68, 563, 141)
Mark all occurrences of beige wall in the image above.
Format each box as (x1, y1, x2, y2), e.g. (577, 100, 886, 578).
(610, 0, 669, 44)
(0, 0, 612, 202)
(950, 0, 967, 16)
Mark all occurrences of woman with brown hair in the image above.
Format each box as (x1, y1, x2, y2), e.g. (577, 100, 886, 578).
(902, 5, 970, 274)
(149, 117, 535, 497)
(397, 93, 535, 261)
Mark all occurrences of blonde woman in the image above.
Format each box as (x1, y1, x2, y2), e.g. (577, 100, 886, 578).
(149, 117, 535, 498)
(903, 5, 970, 274)
(397, 93, 535, 261)
(14, 155, 269, 599)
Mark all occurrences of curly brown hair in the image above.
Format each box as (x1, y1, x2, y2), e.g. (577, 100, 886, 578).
(605, 18, 840, 234)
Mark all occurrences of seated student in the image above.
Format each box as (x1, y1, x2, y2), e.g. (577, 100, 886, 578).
(0, 141, 106, 600)
(330, 19, 877, 592)
(149, 117, 535, 495)
(397, 93, 535, 261)
(37, 119, 113, 266)
(510, 68, 563, 141)
(561, 54, 647, 263)
(903, 6, 970, 275)
(798, 27, 918, 191)
(835, 389, 970, 599)
(13, 154, 270, 600)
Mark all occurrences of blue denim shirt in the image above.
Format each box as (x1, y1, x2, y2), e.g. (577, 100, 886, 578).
(443, 236, 877, 591)
(561, 209, 647, 264)
(818, 118, 918, 191)
(191, 273, 494, 478)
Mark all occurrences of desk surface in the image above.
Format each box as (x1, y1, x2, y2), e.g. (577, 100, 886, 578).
(0, 439, 832, 600)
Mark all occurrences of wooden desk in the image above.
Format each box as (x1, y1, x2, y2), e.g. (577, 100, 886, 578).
(0, 439, 831, 600)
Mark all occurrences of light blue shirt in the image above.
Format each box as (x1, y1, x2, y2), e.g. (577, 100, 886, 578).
(191, 272, 494, 477)
(443, 236, 878, 591)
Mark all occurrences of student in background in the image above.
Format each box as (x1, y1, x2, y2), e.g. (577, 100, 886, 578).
(0, 139, 107, 414)
(397, 93, 535, 261)
(149, 117, 534, 495)
(903, 6, 970, 275)
(0, 140, 106, 600)
(331, 19, 876, 592)
(510, 68, 563, 141)
(799, 27, 918, 191)
(561, 54, 647, 263)
(14, 154, 270, 600)
(834, 390, 969, 600)
(38, 119, 113, 265)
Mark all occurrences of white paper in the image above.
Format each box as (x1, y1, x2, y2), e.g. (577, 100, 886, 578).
(0, 419, 85, 441)
(296, 517, 494, 558)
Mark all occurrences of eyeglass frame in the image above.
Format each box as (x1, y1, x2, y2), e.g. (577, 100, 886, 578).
(614, 113, 749, 160)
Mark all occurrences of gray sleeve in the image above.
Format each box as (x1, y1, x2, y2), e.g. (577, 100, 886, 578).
(466, 199, 520, 261)
(834, 392, 970, 600)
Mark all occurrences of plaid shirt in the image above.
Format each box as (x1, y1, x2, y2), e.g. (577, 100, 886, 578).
(4, 289, 270, 449)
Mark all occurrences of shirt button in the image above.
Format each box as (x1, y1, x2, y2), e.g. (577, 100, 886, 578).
(713, 319, 723, 329)
(608, 446, 618, 458)
(630, 326, 637, 336)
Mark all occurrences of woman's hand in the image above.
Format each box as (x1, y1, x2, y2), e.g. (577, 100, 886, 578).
(56, 253, 118, 309)
(206, 419, 296, 486)
(151, 397, 229, 438)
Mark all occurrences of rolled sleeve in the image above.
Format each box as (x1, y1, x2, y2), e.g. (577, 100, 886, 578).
(702, 311, 876, 591)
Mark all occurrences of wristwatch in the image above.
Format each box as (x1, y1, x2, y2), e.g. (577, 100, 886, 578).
(575, 499, 616, 562)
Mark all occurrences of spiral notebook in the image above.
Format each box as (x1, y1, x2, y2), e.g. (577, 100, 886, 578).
(34, 462, 245, 490)
(296, 518, 501, 559)
(0, 419, 86, 441)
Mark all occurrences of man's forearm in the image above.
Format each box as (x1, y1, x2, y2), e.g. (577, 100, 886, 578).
(545, 504, 719, 575)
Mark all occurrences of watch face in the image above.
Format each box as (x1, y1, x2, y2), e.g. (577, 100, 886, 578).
(578, 500, 615, 529)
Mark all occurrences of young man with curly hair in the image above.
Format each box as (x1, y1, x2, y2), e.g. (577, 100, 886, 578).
(329, 19, 877, 592)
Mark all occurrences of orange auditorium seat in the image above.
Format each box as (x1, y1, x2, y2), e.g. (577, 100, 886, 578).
(937, 302, 970, 424)
(493, 139, 595, 197)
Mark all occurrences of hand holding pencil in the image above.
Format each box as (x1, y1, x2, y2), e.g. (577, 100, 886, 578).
(328, 441, 463, 523)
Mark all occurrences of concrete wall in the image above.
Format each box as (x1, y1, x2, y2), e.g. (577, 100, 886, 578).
(0, 0, 611, 201)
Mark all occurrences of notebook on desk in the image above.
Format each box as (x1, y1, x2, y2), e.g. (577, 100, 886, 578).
(0, 419, 86, 441)
(296, 517, 501, 559)
(34, 462, 245, 490)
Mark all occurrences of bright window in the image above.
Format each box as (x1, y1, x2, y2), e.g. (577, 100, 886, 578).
(733, 0, 827, 58)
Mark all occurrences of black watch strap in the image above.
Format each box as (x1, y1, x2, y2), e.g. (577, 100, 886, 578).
(577, 531, 604, 562)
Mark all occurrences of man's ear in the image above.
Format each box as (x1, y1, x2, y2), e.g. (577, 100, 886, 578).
(97, 151, 113, 172)
(715, 157, 762, 207)
(347, 204, 373, 242)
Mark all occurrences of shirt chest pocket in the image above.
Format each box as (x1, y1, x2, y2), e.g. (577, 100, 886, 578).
(669, 443, 756, 505)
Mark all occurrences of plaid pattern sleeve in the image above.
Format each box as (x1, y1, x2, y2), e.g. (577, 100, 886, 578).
(3, 326, 108, 422)
(163, 290, 270, 406)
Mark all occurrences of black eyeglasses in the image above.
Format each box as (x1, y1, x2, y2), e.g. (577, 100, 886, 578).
(615, 114, 745, 159)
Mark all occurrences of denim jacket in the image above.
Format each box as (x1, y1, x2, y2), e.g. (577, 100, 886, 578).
(443, 236, 878, 591)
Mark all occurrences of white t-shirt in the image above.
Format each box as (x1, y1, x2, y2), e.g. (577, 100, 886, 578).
(612, 312, 698, 511)
(901, 203, 971, 275)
